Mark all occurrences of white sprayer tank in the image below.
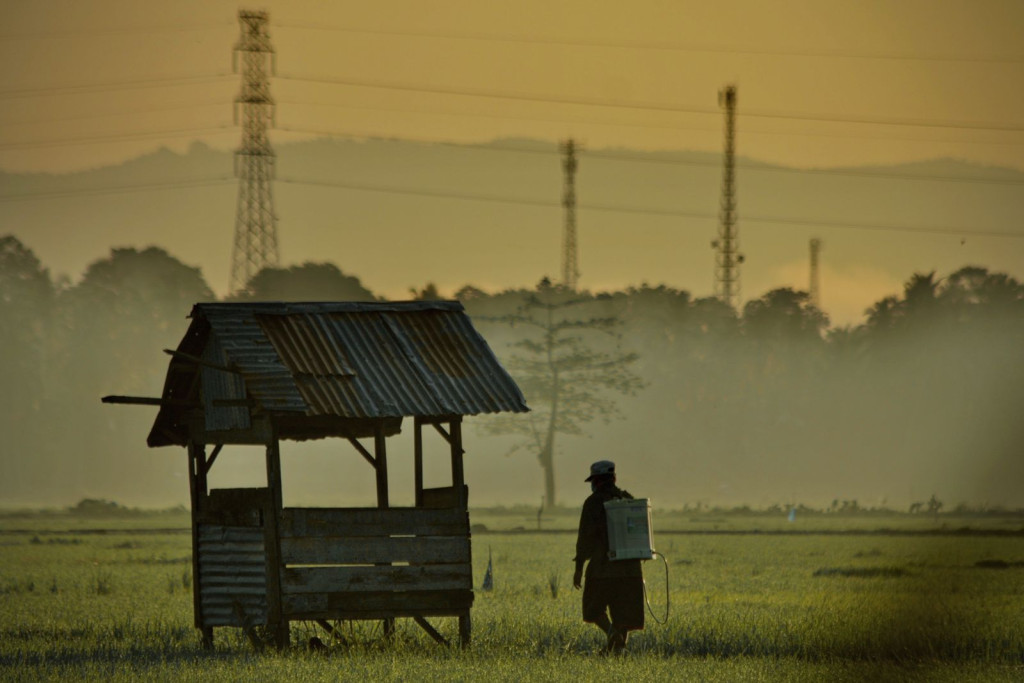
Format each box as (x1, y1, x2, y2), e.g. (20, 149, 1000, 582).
(604, 498, 654, 560)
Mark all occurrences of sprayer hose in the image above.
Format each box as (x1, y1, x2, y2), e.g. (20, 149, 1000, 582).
(643, 551, 670, 625)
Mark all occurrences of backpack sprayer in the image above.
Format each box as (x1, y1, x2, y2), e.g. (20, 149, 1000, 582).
(604, 498, 670, 624)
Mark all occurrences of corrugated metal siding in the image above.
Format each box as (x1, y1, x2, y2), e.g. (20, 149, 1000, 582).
(201, 334, 251, 432)
(197, 525, 268, 627)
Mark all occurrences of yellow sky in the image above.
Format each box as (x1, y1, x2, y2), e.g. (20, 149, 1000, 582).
(3, 0, 1022, 172)
(1, 0, 1023, 325)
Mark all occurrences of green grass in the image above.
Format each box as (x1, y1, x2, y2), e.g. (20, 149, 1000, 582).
(2, 515, 1024, 681)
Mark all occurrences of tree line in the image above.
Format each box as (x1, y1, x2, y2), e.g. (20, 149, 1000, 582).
(1, 235, 1021, 509)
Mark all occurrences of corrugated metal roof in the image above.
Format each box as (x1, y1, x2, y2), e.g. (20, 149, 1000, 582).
(148, 301, 528, 446)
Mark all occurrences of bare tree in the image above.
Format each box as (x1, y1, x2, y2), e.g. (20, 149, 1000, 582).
(479, 279, 644, 509)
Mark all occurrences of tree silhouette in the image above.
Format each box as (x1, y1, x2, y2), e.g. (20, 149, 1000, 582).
(0, 237, 56, 494)
(742, 287, 829, 343)
(238, 262, 376, 301)
(478, 279, 644, 508)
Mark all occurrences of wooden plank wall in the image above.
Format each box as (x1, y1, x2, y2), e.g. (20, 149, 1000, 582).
(278, 507, 473, 621)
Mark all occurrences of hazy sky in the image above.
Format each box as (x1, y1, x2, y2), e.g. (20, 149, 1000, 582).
(2, 0, 1023, 322)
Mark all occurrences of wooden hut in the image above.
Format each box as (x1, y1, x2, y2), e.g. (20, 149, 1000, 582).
(107, 301, 528, 648)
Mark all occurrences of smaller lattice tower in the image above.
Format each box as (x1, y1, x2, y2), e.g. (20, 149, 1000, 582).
(560, 139, 580, 291)
(229, 9, 279, 294)
(712, 85, 744, 308)
(809, 238, 823, 309)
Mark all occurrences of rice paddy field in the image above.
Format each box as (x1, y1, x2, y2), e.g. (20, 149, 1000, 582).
(1, 509, 1023, 682)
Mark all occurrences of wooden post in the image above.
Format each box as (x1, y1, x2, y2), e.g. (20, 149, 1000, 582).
(459, 611, 472, 649)
(450, 417, 465, 510)
(374, 423, 395, 637)
(414, 417, 424, 507)
(264, 437, 289, 649)
(450, 416, 471, 648)
(187, 441, 214, 648)
(374, 424, 389, 509)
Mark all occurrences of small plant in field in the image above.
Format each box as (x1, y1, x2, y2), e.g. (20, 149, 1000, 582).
(94, 570, 113, 595)
(548, 570, 560, 599)
(166, 575, 177, 595)
(182, 569, 192, 590)
(49, 577, 58, 594)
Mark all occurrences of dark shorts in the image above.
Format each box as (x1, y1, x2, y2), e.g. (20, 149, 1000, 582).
(582, 577, 645, 631)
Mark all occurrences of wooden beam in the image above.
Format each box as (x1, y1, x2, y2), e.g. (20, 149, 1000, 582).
(203, 444, 223, 475)
(413, 616, 450, 647)
(431, 422, 451, 444)
(414, 418, 424, 507)
(163, 348, 242, 375)
(431, 421, 465, 455)
(450, 417, 466, 510)
(374, 426, 389, 509)
(315, 619, 350, 646)
(101, 395, 191, 407)
(212, 398, 257, 408)
(347, 437, 377, 469)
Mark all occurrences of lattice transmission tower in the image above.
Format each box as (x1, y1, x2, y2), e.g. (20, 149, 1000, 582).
(809, 238, 823, 309)
(229, 10, 279, 294)
(712, 85, 744, 308)
(560, 139, 580, 291)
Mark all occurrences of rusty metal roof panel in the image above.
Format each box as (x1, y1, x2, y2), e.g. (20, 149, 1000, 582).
(197, 301, 527, 419)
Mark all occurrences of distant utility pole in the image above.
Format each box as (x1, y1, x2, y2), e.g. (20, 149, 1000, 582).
(560, 139, 580, 291)
(229, 9, 279, 294)
(712, 85, 743, 308)
(809, 237, 822, 309)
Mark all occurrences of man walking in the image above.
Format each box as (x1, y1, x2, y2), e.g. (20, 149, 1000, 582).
(573, 460, 645, 653)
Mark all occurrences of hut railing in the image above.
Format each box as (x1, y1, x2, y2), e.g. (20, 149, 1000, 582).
(278, 507, 473, 621)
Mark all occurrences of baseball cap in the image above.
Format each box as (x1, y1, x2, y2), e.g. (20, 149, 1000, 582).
(585, 460, 615, 482)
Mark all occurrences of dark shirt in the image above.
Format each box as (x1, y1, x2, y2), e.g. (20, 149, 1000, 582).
(574, 483, 643, 579)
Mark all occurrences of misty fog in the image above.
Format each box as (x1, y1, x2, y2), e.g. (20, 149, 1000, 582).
(0, 239, 1020, 512)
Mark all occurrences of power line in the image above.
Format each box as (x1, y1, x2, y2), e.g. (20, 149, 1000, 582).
(276, 176, 1024, 240)
(0, 177, 234, 203)
(0, 74, 233, 100)
(0, 171, 1018, 240)
(276, 101, 1024, 150)
(274, 126, 1024, 188)
(0, 125, 233, 150)
(580, 149, 1024, 187)
(0, 22, 232, 42)
(276, 73, 1024, 134)
(272, 22, 1024, 66)
(1, 100, 227, 128)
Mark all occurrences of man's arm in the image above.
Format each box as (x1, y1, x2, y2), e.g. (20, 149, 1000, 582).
(573, 496, 599, 589)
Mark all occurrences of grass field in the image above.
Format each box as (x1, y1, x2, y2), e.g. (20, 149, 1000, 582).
(1, 510, 1023, 681)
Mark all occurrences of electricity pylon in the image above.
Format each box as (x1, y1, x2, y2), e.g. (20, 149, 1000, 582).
(560, 139, 580, 291)
(809, 238, 823, 309)
(229, 9, 279, 294)
(712, 85, 743, 308)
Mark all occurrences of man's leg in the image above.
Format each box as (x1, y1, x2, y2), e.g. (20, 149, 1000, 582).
(583, 579, 619, 650)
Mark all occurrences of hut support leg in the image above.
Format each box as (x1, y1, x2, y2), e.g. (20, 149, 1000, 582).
(200, 627, 213, 650)
(459, 612, 471, 648)
(413, 616, 449, 647)
(264, 438, 289, 650)
(316, 620, 350, 646)
(371, 425, 395, 639)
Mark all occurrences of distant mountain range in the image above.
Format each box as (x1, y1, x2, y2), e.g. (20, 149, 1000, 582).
(3, 138, 1022, 324)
